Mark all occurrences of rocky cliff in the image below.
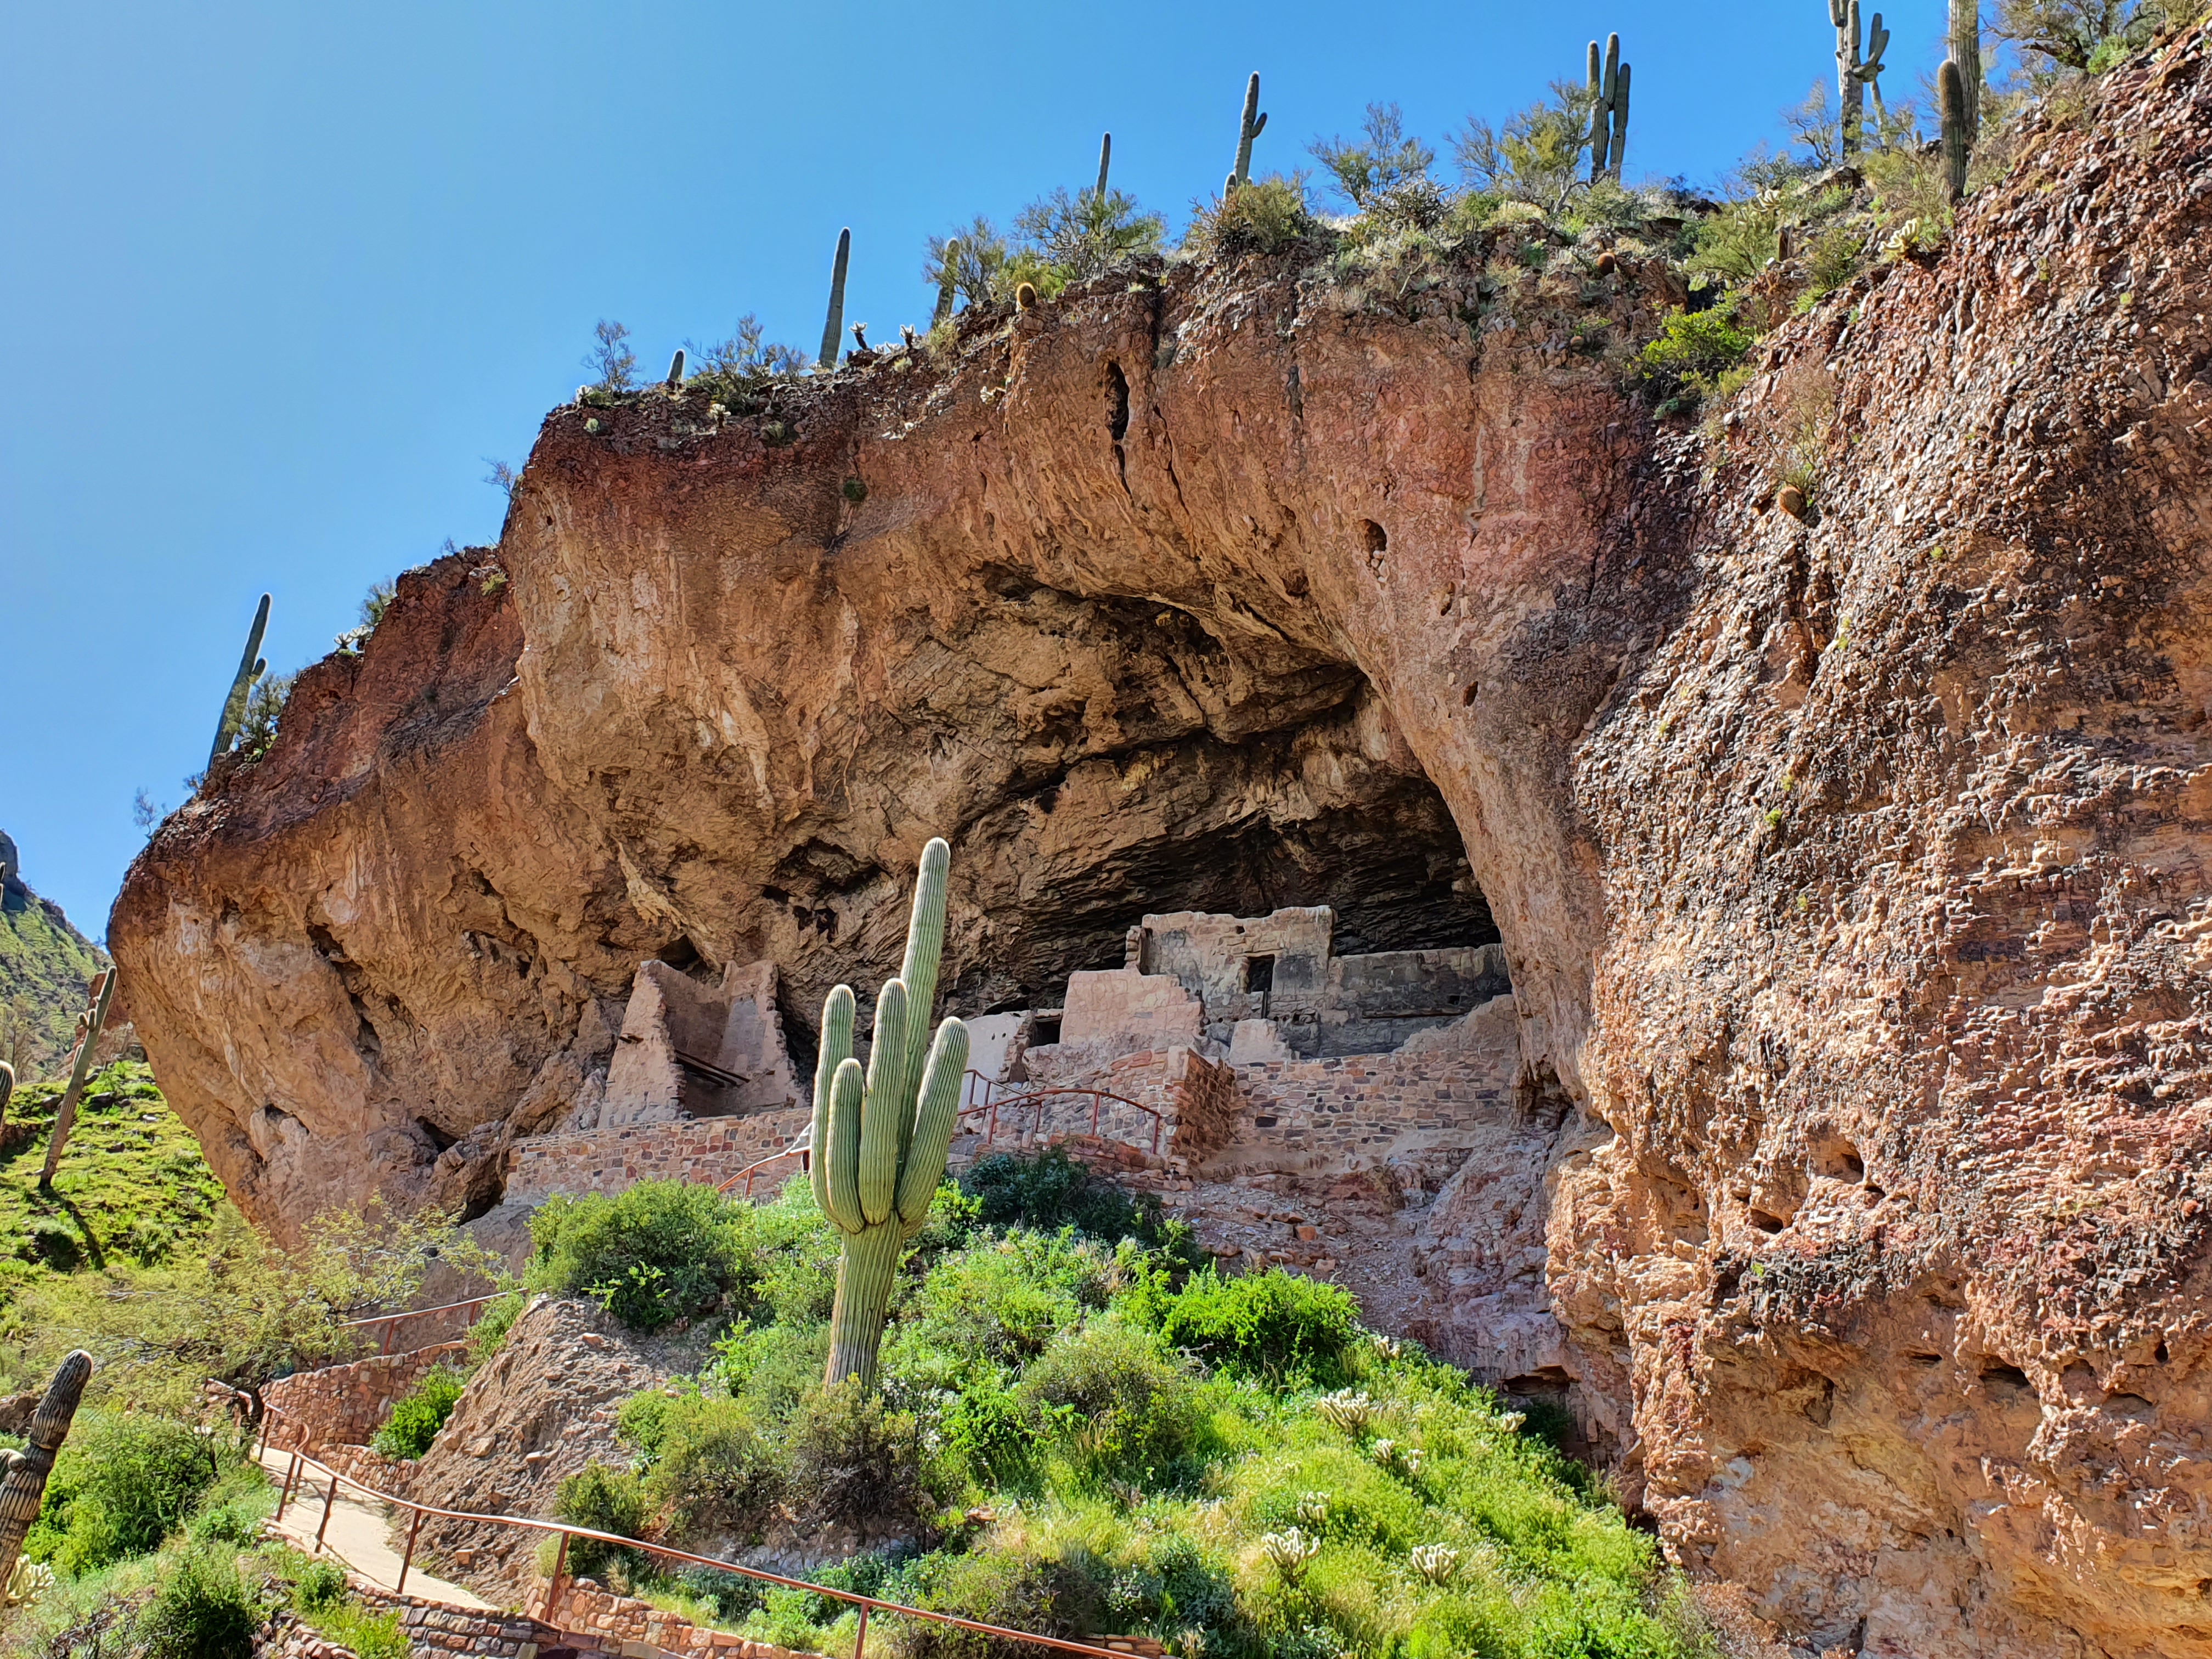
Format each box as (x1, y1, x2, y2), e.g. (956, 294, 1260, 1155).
(111, 30, 2212, 1658)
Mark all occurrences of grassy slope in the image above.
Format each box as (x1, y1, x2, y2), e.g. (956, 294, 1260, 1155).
(0, 878, 107, 1077)
(0, 1059, 224, 1297)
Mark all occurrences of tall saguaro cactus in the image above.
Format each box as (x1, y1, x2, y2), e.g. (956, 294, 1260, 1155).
(0, 1351, 93, 1593)
(1094, 132, 1112, 203)
(1230, 73, 1267, 189)
(1950, 0, 1981, 139)
(39, 969, 116, 1190)
(207, 592, 271, 772)
(1939, 58, 1972, 201)
(933, 239, 961, 328)
(811, 839, 970, 1387)
(1585, 35, 1631, 182)
(817, 228, 851, 370)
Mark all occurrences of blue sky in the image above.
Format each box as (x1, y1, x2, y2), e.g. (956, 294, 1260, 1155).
(2, 0, 1957, 939)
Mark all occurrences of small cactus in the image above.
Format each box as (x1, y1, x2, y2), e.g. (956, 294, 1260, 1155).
(851, 321, 869, 352)
(1410, 1544, 1459, 1585)
(0, 1351, 93, 1593)
(1231, 72, 1267, 189)
(900, 324, 919, 350)
(665, 347, 686, 389)
(1314, 1389, 1375, 1436)
(813, 839, 970, 1387)
(40, 968, 116, 1189)
(207, 592, 271, 772)
(1259, 1527, 1321, 1583)
(933, 238, 961, 327)
(1939, 58, 1971, 202)
(1585, 35, 1631, 182)
(818, 227, 851, 369)
(1294, 1492, 1329, 1528)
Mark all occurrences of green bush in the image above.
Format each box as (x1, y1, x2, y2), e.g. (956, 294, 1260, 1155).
(642, 1392, 785, 1543)
(370, 1362, 467, 1458)
(527, 1178, 755, 1330)
(1637, 303, 1756, 411)
(551, 1462, 652, 1579)
(465, 1289, 526, 1363)
(1134, 1267, 1362, 1386)
(134, 1543, 259, 1659)
(304, 1601, 408, 1659)
(1014, 1323, 1202, 1483)
(291, 1559, 348, 1612)
(785, 1380, 926, 1530)
(1185, 175, 1316, 259)
(26, 1412, 224, 1573)
(960, 1150, 1182, 1252)
(182, 1464, 275, 1547)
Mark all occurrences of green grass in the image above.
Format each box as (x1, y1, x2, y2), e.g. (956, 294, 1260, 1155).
(567, 1173, 1704, 1659)
(0, 1060, 224, 1293)
(0, 884, 106, 1076)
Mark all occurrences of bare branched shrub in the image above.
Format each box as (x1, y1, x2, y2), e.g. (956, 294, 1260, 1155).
(584, 319, 636, 391)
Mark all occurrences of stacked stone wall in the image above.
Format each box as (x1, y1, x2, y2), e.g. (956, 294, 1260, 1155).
(263, 1342, 470, 1457)
(505, 1108, 811, 1205)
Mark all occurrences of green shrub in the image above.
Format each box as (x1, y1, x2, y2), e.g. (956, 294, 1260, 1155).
(466, 1289, 525, 1363)
(182, 1465, 274, 1547)
(1184, 175, 1316, 259)
(527, 1178, 755, 1330)
(370, 1363, 467, 1458)
(1685, 198, 1781, 284)
(1014, 1323, 1203, 1483)
(26, 1412, 223, 1573)
(305, 1601, 409, 1659)
(134, 1543, 259, 1659)
(785, 1380, 926, 1530)
(1134, 1267, 1362, 1386)
(883, 1229, 1109, 1390)
(291, 1559, 348, 1612)
(642, 1393, 785, 1542)
(552, 1462, 652, 1579)
(960, 1151, 1182, 1252)
(894, 1542, 1107, 1658)
(1637, 303, 1756, 411)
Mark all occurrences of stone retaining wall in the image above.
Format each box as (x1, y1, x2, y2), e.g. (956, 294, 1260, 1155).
(264, 1343, 470, 1457)
(544, 1578, 808, 1657)
(505, 1108, 812, 1206)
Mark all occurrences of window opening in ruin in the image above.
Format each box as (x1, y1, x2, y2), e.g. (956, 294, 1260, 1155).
(1031, 1013, 1063, 1046)
(1245, 953, 1275, 1017)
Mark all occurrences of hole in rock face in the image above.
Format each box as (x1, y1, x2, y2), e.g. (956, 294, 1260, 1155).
(1981, 1361, 2033, 1393)
(1106, 362, 1131, 442)
(1749, 1209, 1786, 1234)
(1815, 1140, 1865, 1183)
(415, 1117, 458, 1154)
(1907, 1352, 1943, 1368)
(1361, 520, 1388, 554)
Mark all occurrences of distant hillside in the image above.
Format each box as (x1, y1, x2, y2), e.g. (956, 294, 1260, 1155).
(0, 828, 110, 1082)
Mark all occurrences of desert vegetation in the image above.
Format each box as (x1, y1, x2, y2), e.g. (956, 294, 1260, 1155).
(523, 1162, 1700, 1659)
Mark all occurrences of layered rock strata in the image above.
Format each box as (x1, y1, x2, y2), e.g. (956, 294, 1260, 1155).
(111, 32, 2212, 1657)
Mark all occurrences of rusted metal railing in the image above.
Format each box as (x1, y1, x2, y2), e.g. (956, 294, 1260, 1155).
(714, 1142, 811, 1198)
(956, 1071, 1166, 1158)
(250, 1410, 1138, 1659)
(336, 1293, 511, 1358)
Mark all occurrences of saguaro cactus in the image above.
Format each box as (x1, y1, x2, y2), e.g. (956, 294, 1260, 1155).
(0, 1062, 13, 1128)
(1231, 73, 1267, 189)
(0, 1351, 93, 1593)
(1094, 132, 1112, 202)
(665, 347, 686, 389)
(817, 228, 851, 370)
(933, 239, 961, 328)
(811, 839, 970, 1387)
(39, 968, 116, 1190)
(1585, 35, 1631, 182)
(1950, 0, 1981, 139)
(1939, 58, 1971, 202)
(207, 592, 271, 772)
(1831, 0, 1866, 156)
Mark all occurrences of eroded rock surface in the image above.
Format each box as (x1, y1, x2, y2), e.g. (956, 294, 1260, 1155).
(111, 31, 2212, 1658)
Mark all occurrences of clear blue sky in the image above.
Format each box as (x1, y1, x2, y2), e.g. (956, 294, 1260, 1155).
(3, 0, 1956, 940)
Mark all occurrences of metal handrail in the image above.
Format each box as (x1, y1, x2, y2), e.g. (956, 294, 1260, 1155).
(246, 1402, 1137, 1659)
(714, 1141, 811, 1197)
(338, 1293, 511, 1357)
(956, 1071, 1166, 1158)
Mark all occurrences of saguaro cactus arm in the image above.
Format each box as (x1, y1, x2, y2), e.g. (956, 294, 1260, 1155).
(208, 592, 272, 771)
(1587, 35, 1629, 181)
(1608, 61, 1631, 179)
(815, 837, 969, 1387)
(1232, 74, 1267, 187)
(1857, 10, 1893, 138)
(39, 969, 116, 1189)
(818, 228, 851, 369)
(0, 1351, 93, 1591)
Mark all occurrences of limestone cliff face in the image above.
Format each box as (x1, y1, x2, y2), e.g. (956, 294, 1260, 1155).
(110, 32, 2212, 1658)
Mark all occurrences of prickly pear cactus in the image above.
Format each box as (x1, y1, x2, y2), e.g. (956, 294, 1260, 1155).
(811, 839, 969, 1386)
(0, 1351, 93, 1592)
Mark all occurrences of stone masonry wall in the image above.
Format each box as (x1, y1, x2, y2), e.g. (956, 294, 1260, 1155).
(505, 1107, 812, 1205)
(262, 1342, 470, 1457)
